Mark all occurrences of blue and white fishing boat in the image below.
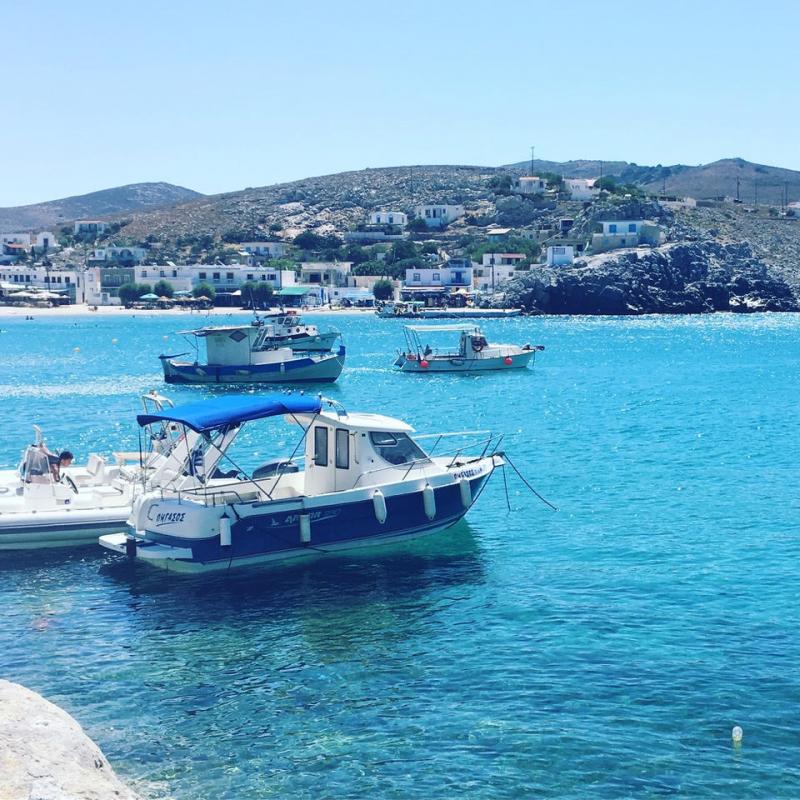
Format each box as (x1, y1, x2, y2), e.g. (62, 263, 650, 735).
(394, 324, 544, 373)
(99, 394, 504, 572)
(160, 323, 345, 384)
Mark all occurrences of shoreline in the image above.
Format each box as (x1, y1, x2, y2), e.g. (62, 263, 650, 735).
(0, 304, 376, 318)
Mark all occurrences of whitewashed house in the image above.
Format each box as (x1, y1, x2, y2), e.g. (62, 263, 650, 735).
(546, 245, 575, 266)
(34, 231, 58, 251)
(74, 220, 107, 236)
(515, 176, 547, 195)
(590, 221, 665, 253)
(239, 241, 287, 259)
(414, 204, 465, 228)
(473, 254, 523, 293)
(89, 246, 148, 265)
(299, 261, 352, 287)
(1, 233, 31, 247)
(369, 211, 407, 228)
(404, 263, 473, 289)
(0, 264, 86, 302)
(564, 178, 599, 201)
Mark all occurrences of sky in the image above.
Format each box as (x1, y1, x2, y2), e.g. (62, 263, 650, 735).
(2, 0, 798, 206)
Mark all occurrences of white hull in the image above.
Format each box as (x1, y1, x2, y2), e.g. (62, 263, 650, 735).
(0, 509, 131, 550)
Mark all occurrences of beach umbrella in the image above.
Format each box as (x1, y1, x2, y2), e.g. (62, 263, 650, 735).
(139, 293, 159, 301)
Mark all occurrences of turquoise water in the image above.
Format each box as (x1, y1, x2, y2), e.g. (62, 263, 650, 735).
(1, 311, 799, 798)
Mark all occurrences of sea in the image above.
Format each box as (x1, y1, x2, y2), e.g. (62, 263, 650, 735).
(0, 311, 798, 799)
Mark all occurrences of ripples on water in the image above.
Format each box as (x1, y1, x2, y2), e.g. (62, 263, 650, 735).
(1, 312, 800, 798)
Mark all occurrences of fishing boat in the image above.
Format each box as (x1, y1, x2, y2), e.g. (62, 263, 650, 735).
(249, 310, 340, 351)
(160, 323, 346, 384)
(0, 392, 175, 550)
(377, 302, 522, 319)
(99, 394, 505, 572)
(394, 325, 544, 373)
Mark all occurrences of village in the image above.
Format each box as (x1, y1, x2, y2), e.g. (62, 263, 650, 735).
(0, 172, 689, 310)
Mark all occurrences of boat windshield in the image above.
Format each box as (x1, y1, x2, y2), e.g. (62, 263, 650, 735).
(21, 446, 52, 483)
(369, 432, 428, 466)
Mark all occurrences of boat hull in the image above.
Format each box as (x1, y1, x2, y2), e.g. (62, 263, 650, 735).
(399, 350, 535, 372)
(161, 347, 346, 384)
(100, 463, 496, 572)
(0, 510, 131, 550)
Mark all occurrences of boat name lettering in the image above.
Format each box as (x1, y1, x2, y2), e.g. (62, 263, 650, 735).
(451, 467, 482, 479)
(156, 511, 186, 525)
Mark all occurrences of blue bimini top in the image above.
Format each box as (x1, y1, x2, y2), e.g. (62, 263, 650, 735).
(137, 394, 322, 432)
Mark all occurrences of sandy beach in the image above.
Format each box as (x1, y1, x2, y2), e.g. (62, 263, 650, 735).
(0, 303, 374, 319)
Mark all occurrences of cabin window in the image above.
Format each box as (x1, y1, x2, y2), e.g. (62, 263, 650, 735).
(314, 426, 328, 466)
(335, 429, 349, 469)
(369, 432, 427, 466)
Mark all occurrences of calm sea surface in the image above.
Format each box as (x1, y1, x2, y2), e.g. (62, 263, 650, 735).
(1, 311, 799, 799)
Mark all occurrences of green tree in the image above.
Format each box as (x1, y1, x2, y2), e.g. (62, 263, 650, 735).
(372, 279, 394, 300)
(352, 260, 390, 277)
(387, 240, 420, 263)
(489, 174, 513, 194)
(193, 282, 216, 301)
(153, 279, 174, 298)
(408, 216, 429, 232)
(344, 244, 370, 264)
(118, 283, 141, 305)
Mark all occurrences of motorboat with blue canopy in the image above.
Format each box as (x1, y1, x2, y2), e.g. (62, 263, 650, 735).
(100, 393, 506, 572)
(394, 324, 544, 373)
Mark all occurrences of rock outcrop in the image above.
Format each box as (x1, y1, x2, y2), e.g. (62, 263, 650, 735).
(504, 242, 799, 315)
(0, 680, 143, 800)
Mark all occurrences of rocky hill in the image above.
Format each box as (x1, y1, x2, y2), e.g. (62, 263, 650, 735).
(505, 157, 800, 205)
(0, 182, 203, 233)
(119, 165, 497, 242)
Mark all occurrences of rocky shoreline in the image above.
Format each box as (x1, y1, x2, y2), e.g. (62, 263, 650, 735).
(503, 241, 799, 315)
(0, 680, 143, 800)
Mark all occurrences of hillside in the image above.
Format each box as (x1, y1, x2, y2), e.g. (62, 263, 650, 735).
(119, 165, 498, 241)
(0, 182, 203, 233)
(505, 157, 800, 204)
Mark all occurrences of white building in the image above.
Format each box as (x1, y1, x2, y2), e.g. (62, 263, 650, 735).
(564, 178, 599, 201)
(369, 211, 407, 228)
(74, 220, 107, 236)
(299, 261, 353, 287)
(515, 176, 547, 195)
(239, 241, 287, 259)
(414, 205, 465, 228)
(546, 245, 575, 266)
(473, 259, 520, 293)
(2, 233, 31, 247)
(590, 221, 665, 253)
(404, 263, 473, 289)
(481, 253, 526, 268)
(0, 265, 86, 302)
(788, 201, 800, 217)
(90, 246, 148, 265)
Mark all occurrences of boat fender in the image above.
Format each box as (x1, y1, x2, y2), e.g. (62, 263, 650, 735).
(459, 477, 472, 509)
(373, 489, 387, 524)
(299, 513, 311, 544)
(125, 537, 137, 558)
(422, 483, 436, 520)
(420, 360, 430, 369)
(219, 513, 232, 547)
(504, 356, 513, 365)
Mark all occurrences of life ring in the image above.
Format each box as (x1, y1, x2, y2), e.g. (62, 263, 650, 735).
(0, 486, 9, 494)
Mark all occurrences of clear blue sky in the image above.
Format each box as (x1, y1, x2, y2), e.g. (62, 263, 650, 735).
(3, 0, 798, 206)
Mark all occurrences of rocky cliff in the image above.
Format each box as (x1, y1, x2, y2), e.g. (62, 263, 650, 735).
(504, 242, 798, 315)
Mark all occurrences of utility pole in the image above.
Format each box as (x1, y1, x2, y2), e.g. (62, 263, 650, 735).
(784, 181, 789, 211)
(754, 181, 758, 207)
(736, 177, 740, 202)
(530, 145, 535, 177)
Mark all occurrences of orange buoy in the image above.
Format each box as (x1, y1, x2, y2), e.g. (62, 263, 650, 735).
(420, 359, 430, 369)
(504, 356, 513, 365)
